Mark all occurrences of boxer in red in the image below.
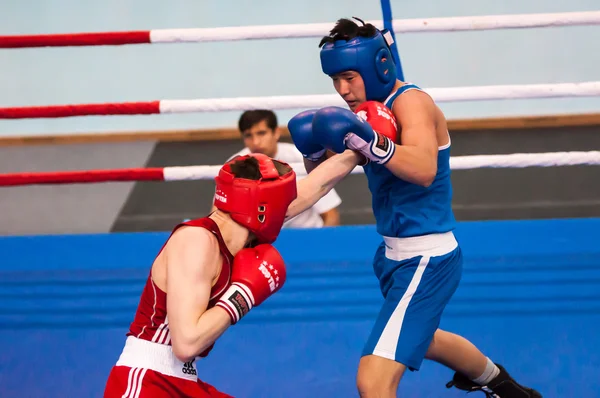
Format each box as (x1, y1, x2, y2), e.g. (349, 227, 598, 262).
(104, 154, 297, 397)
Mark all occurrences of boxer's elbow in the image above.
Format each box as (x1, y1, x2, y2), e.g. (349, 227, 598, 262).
(389, 165, 436, 187)
(419, 152, 438, 187)
(407, 157, 437, 187)
(171, 332, 210, 363)
(173, 348, 195, 364)
(171, 337, 198, 363)
(416, 168, 436, 188)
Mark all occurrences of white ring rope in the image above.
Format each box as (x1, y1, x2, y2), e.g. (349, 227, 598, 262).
(1, 151, 598, 187)
(159, 82, 600, 114)
(150, 11, 600, 43)
(3, 82, 597, 120)
(162, 151, 600, 181)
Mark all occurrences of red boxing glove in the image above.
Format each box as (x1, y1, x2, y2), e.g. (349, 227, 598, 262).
(354, 101, 398, 144)
(216, 244, 287, 324)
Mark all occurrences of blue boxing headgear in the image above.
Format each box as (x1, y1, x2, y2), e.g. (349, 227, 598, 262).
(320, 29, 397, 102)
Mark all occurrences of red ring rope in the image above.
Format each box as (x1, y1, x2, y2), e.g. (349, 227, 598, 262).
(0, 168, 164, 187)
(0, 101, 160, 119)
(1, 12, 600, 49)
(0, 31, 151, 49)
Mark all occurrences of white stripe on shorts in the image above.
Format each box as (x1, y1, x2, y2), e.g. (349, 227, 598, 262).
(122, 367, 148, 398)
(372, 256, 430, 359)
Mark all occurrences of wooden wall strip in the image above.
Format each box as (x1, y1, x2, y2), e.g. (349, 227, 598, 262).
(1, 113, 599, 147)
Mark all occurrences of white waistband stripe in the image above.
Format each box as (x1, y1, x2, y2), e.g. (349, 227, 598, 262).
(383, 232, 458, 261)
(116, 336, 198, 382)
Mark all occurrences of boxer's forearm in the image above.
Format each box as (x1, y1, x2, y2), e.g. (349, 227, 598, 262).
(192, 306, 232, 352)
(384, 144, 437, 187)
(287, 150, 360, 220)
(173, 307, 232, 362)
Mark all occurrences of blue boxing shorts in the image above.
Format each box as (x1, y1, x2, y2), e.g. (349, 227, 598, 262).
(362, 231, 462, 371)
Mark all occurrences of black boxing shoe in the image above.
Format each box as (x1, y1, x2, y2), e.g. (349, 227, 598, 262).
(446, 364, 542, 398)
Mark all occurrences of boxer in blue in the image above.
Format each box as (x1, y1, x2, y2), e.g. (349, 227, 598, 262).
(288, 18, 542, 398)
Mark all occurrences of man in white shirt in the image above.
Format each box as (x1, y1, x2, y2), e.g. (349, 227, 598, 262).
(226, 110, 342, 228)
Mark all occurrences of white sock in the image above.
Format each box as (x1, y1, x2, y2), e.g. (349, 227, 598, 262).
(472, 357, 500, 386)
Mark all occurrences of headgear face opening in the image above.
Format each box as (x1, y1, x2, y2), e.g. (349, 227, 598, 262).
(213, 154, 297, 244)
(320, 29, 397, 102)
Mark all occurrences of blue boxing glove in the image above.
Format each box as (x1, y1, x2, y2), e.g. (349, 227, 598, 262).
(312, 106, 396, 164)
(287, 110, 327, 161)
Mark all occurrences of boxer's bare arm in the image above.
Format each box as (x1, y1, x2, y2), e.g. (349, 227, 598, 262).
(287, 150, 360, 220)
(386, 91, 439, 187)
(166, 227, 232, 362)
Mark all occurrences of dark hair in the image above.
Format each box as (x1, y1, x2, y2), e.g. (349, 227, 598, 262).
(238, 110, 278, 134)
(229, 156, 291, 180)
(319, 17, 378, 48)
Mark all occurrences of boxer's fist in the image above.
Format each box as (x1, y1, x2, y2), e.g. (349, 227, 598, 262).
(311, 106, 364, 153)
(216, 244, 287, 324)
(354, 101, 398, 143)
(288, 109, 327, 161)
(345, 101, 397, 165)
(311, 105, 396, 165)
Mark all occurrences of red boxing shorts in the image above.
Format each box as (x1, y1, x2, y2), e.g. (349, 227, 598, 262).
(104, 336, 233, 398)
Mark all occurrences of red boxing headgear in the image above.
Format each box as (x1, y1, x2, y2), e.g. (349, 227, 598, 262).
(214, 154, 297, 244)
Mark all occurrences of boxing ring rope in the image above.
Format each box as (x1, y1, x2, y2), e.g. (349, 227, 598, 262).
(1, 11, 599, 48)
(1, 9, 598, 189)
(1, 151, 599, 187)
(2, 82, 600, 119)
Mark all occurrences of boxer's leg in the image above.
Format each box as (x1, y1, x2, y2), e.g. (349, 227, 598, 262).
(135, 371, 225, 398)
(104, 366, 149, 398)
(445, 359, 543, 397)
(425, 329, 489, 378)
(432, 331, 543, 397)
(103, 366, 125, 397)
(419, 265, 543, 396)
(357, 355, 406, 398)
(104, 366, 223, 398)
(197, 378, 235, 398)
(358, 245, 463, 397)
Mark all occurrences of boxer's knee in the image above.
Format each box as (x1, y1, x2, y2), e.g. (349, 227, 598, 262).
(356, 355, 406, 398)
